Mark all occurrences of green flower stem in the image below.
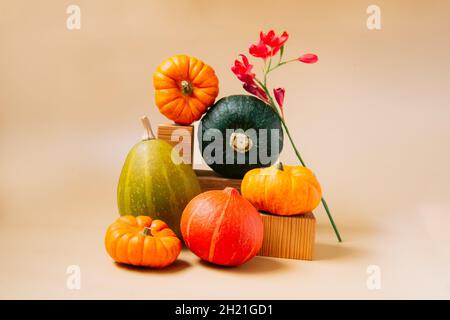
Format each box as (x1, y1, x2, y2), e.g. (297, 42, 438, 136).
(278, 45, 285, 65)
(268, 58, 297, 72)
(279, 117, 342, 242)
(255, 77, 343, 242)
(279, 117, 306, 166)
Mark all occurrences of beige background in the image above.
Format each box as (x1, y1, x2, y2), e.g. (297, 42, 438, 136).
(1, 0, 450, 299)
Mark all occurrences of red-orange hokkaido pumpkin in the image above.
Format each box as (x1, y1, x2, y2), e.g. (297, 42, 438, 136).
(180, 187, 263, 266)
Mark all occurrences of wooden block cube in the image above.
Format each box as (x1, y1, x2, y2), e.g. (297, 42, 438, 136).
(258, 212, 316, 261)
(195, 169, 242, 192)
(157, 124, 194, 165)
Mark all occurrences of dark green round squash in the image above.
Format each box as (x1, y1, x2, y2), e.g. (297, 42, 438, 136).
(198, 95, 284, 178)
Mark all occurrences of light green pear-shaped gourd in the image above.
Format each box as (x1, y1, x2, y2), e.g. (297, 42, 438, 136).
(117, 116, 201, 237)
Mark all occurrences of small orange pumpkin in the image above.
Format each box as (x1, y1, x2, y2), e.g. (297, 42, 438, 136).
(241, 162, 322, 215)
(105, 216, 181, 268)
(153, 55, 219, 125)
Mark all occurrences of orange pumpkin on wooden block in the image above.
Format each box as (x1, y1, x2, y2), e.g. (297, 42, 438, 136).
(180, 187, 263, 266)
(241, 162, 322, 215)
(105, 216, 181, 268)
(153, 55, 219, 125)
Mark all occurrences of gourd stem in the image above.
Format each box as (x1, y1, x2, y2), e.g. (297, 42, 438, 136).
(140, 116, 155, 140)
(181, 80, 193, 95)
(141, 227, 152, 236)
(276, 161, 284, 171)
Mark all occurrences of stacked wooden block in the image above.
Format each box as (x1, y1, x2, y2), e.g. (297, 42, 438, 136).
(259, 212, 315, 260)
(157, 124, 194, 165)
(194, 170, 242, 193)
(157, 123, 315, 261)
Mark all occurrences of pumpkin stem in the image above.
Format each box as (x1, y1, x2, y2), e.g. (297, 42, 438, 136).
(224, 187, 239, 197)
(140, 116, 155, 140)
(276, 162, 284, 171)
(230, 132, 253, 153)
(141, 227, 152, 236)
(180, 80, 193, 95)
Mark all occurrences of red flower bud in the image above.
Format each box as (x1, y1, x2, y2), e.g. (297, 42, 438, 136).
(273, 87, 285, 115)
(243, 83, 268, 102)
(298, 53, 318, 64)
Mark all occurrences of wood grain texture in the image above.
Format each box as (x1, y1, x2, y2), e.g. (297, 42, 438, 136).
(195, 169, 242, 192)
(157, 124, 194, 165)
(258, 212, 315, 261)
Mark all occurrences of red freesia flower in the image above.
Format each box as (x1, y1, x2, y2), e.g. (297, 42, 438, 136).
(249, 40, 271, 59)
(260, 30, 289, 49)
(249, 30, 289, 59)
(273, 87, 285, 111)
(231, 54, 256, 84)
(298, 53, 318, 64)
(243, 83, 268, 102)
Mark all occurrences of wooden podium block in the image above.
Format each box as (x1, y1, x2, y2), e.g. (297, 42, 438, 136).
(258, 212, 316, 261)
(157, 124, 194, 165)
(195, 169, 242, 192)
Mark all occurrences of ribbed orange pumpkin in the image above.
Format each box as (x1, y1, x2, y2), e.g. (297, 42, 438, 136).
(153, 55, 219, 125)
(180, 187, 263, 266)
(241, 163, 322, 215)
(105, 216, 181, 268)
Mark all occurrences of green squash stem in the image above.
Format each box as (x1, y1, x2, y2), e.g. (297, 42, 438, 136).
(141, 115, 155, 140)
